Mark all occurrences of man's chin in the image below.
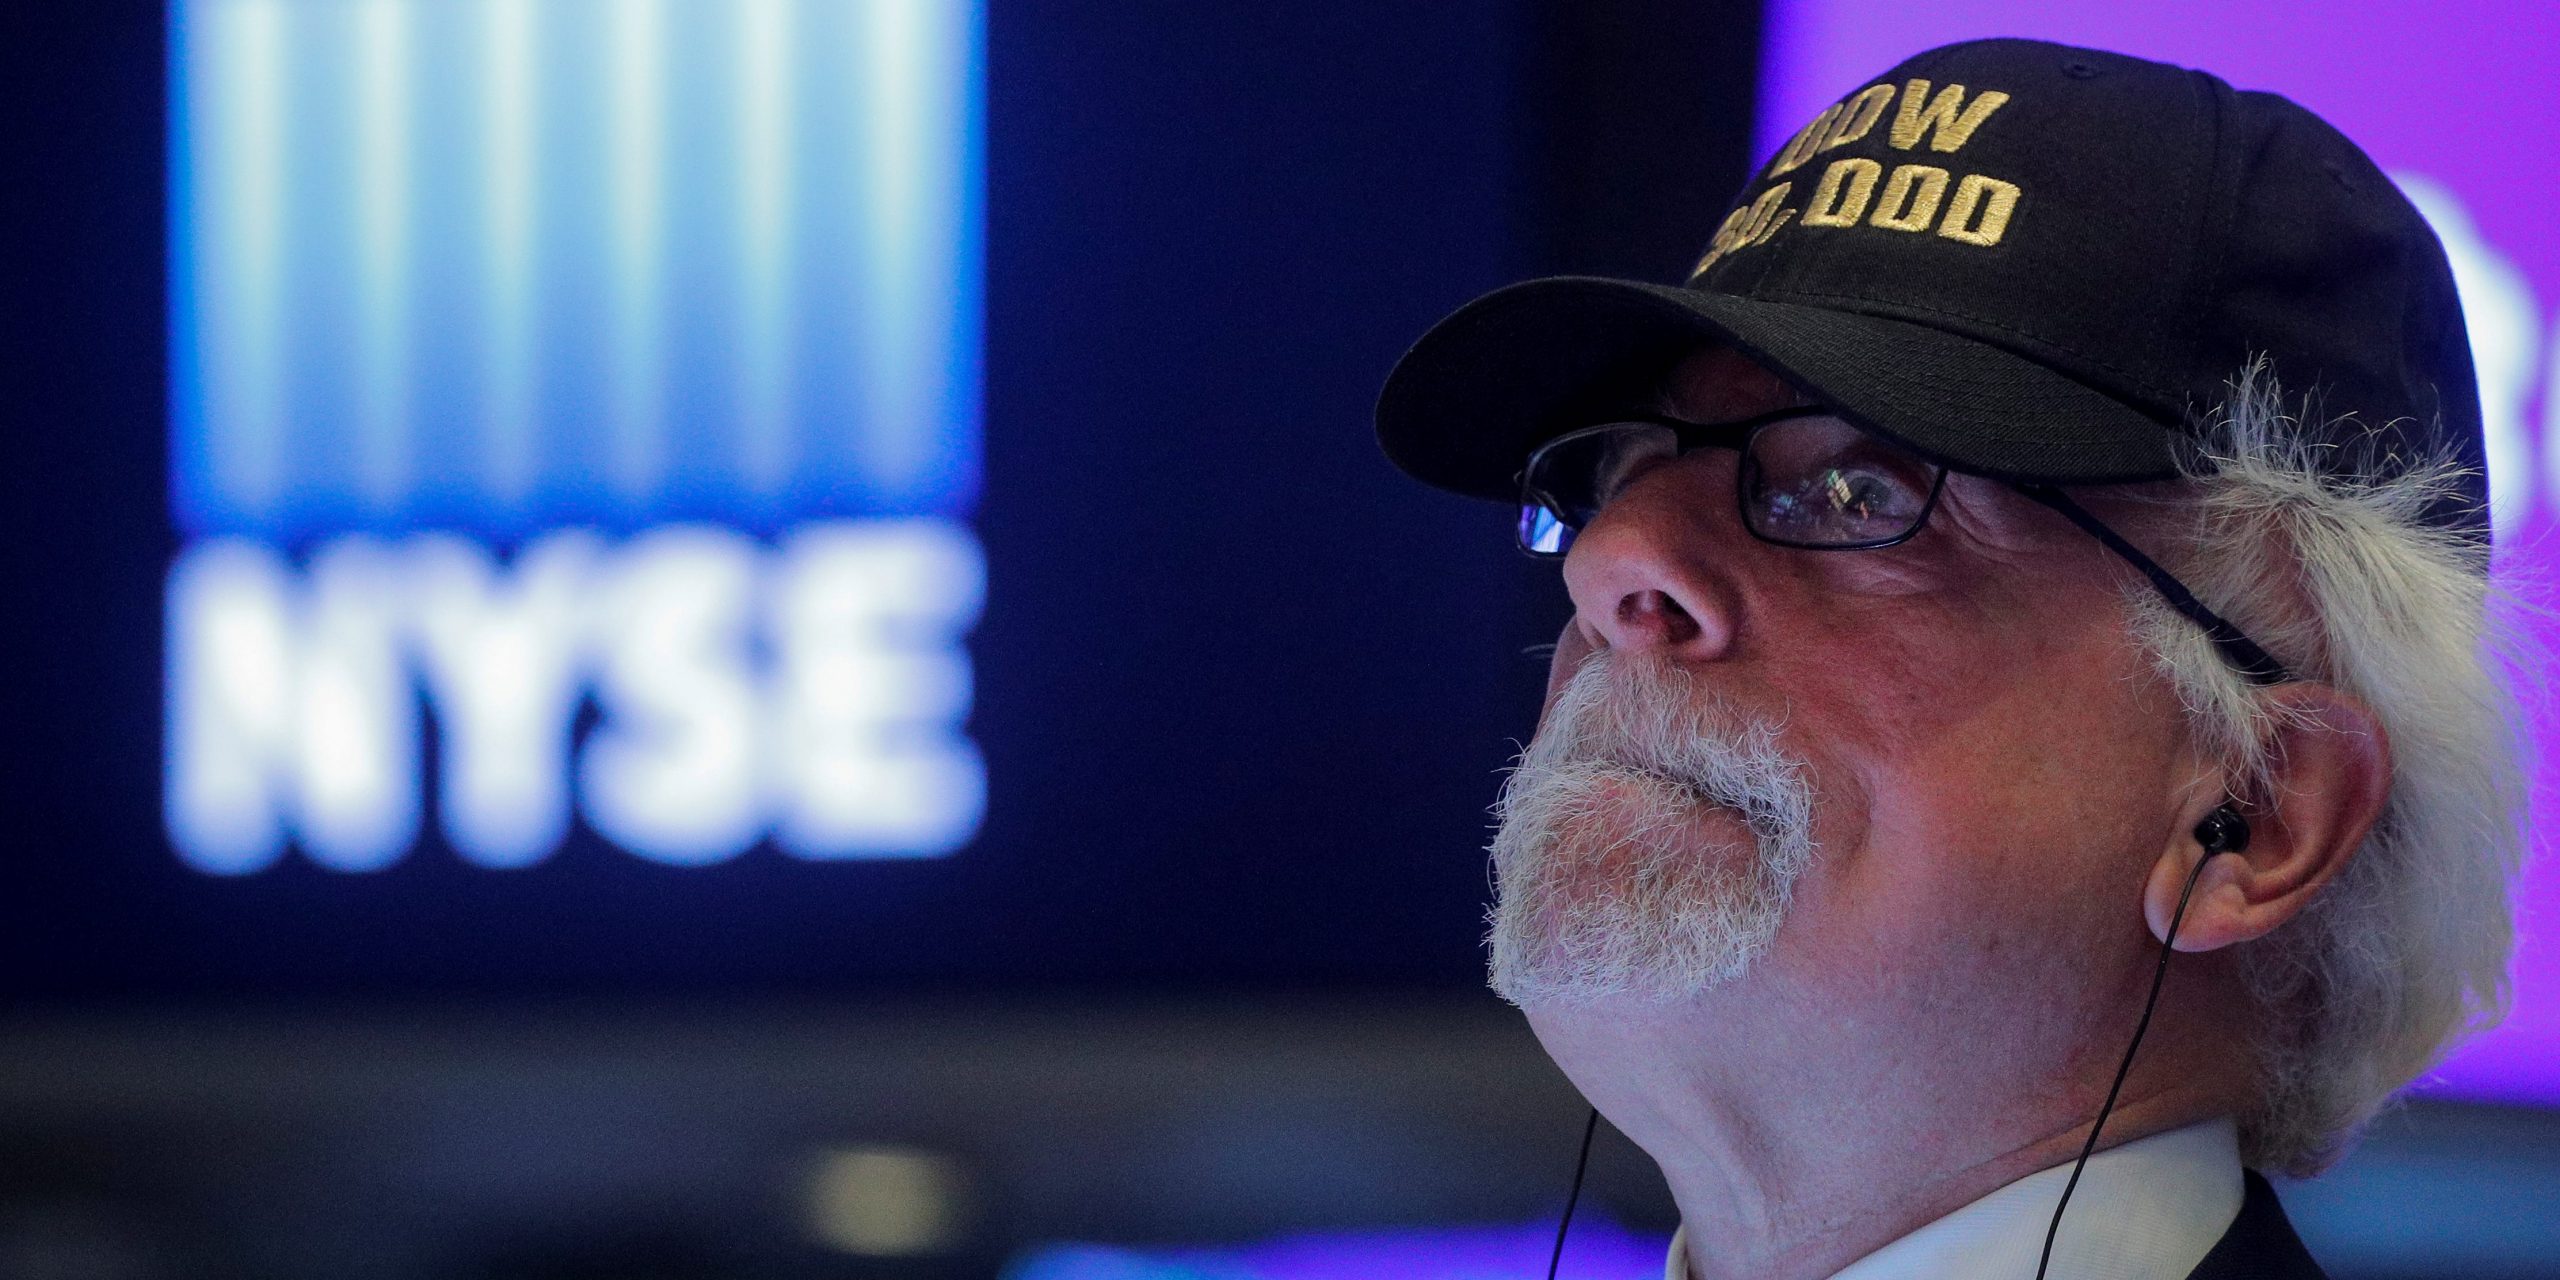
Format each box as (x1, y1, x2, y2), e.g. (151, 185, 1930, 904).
(1485, 900, 1769, 1008)
(1488, 956, 1751, 1010)
(1485, 817, 1778, 1008)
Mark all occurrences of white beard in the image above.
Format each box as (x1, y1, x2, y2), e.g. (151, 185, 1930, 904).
(1486, 650, 1816, 1006)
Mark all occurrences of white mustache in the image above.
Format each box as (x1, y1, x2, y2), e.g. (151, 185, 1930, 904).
(1485, 650, 1816, 1005)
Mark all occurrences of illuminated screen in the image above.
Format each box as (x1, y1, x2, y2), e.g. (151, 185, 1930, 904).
(82, 0, 1538, 1001)
(168, 0, 986, 874)
(1756, 0, 2560, 1104)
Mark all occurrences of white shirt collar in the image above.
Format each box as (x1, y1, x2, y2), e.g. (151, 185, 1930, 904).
(1663, 1117, 2244, 1280)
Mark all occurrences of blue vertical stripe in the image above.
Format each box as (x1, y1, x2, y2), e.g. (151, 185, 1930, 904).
(658, 0, 743, 521)
(603, 0, 668, 514)
(947, 0, 988, 514)
(480, 0, 539, 510)
(401, 1, 482, 530)
(276, 9, 362, 531)
(352, 0, 412, 516)
(525, 0, 615, 525)
(854, 0, 981, 514)
(175, 0, 290, 531)
(735, 0, 796, 504)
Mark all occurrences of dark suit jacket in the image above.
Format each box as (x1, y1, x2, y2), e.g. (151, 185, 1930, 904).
(2185, 1171, 2327, 1280)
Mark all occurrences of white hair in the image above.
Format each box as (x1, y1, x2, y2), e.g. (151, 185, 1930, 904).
(2120, 362, 2531, 1175)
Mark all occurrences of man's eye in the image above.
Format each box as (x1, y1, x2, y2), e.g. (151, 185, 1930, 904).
(1814, 467, 1912, 519)
(1755, 456, 1931, 540)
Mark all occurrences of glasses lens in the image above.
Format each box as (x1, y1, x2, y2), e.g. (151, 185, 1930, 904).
(1744, 414, 1941, 546)
(1518, 503, 1572, 555)
(1517, 422, 1678, 556)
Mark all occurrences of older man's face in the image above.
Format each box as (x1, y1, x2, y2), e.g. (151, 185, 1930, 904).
(1494, 347, 2206, 1025)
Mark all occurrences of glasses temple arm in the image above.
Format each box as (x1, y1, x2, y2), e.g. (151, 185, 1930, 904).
(2016, 485, 2294, 686)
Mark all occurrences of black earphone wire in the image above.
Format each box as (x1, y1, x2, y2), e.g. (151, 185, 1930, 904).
(1545, 1106, 1601, 1280)
(2032, 848, 2218, 1279)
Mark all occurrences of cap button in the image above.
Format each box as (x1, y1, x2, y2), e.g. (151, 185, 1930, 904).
(2062, 59, 2102, 79)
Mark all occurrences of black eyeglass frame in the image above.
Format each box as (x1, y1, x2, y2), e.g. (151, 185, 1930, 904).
(1523, 407, 1955, 554)
(1516, 407, 2296, 686)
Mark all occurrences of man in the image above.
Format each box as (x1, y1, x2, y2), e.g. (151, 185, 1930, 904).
(1376, 38, 2526, 1280)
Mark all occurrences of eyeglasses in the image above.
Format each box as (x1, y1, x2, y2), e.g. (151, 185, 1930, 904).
(1517, 406, 2294, 685)
(1519, 408, 1949, 556)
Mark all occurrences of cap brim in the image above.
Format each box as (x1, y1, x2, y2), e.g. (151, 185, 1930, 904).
(1376, 277, 2185, 503)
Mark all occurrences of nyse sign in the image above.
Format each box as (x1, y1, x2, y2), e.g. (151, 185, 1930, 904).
(169, 522, 982, 873)
(169, 0, 985, 872)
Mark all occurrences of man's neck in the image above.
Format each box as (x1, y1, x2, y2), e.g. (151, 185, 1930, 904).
(1661, 1090, 2229, 1279)
(1524, 977, 2253, 1280)
(1665, 1118, 2246, 1280)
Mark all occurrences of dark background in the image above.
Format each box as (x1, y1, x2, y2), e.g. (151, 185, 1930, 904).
(0, 5, 1778, 1273)
(1, 0, 1762, 1001)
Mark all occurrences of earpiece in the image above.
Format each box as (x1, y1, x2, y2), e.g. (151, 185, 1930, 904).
(2192, 804, 2251, 856)
(2037, 798, 2254, 1279)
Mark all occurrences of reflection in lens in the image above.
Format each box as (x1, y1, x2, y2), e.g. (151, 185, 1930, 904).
(1746, 416, 1934, 545)
(1519, 503, 1573, 555)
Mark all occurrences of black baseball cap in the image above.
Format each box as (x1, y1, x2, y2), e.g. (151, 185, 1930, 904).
(1376, 37, 2488, 540)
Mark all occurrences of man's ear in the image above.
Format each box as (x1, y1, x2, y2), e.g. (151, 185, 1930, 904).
(2145, 684, 2393, 952)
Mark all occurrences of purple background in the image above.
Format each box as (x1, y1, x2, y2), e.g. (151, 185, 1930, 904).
(1757, 0, 2560, 1104)
(1007, 1218, 1668, 1280)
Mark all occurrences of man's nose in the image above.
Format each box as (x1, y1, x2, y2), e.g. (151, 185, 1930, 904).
(1559, 487, 1742, 661)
